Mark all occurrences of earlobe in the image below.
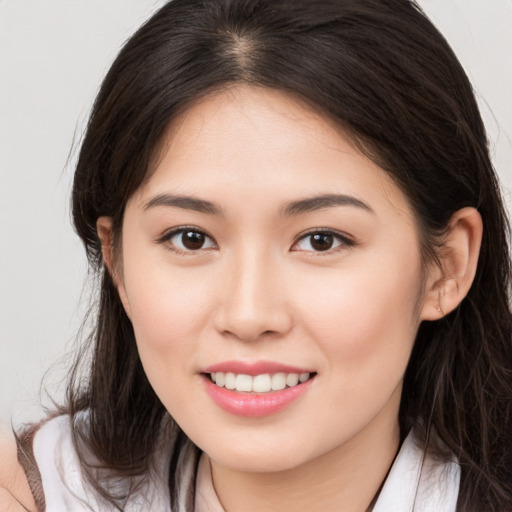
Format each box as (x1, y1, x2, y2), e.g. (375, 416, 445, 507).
(96, 217, 132, 319)
(421, 207, 483, 321)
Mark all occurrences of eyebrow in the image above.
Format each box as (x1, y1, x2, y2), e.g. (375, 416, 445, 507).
(143, 194, 223, 216)
(281, 194, 374, 216)
(143, 192, 373, 217)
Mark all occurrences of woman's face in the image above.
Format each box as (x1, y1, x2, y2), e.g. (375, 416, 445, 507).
(113, 85, 434, 473)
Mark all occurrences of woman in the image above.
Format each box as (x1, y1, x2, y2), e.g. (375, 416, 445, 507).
(2, 0, 511, 510)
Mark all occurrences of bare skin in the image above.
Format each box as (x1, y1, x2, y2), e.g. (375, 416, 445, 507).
(0, 86, 482, 512)
(0, 429, 37, 512)
(210, 394, 400, 512)
(99, 85, 482, 511)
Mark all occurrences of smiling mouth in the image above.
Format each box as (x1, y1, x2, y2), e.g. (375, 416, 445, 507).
(207, 371, 316, 393)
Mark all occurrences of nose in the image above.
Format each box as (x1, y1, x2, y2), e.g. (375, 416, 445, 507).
(213, 249, 293, 341)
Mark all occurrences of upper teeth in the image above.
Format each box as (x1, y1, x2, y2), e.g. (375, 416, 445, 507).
(211, 372, 311, 393)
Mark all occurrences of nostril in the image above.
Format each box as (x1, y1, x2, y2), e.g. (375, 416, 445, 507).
(220, 329, 280, 342)
(213, 298, 294, 341)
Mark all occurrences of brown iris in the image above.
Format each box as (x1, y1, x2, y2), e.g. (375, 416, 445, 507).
(310, 233, 334, 251)
(181, 231, 206, 250)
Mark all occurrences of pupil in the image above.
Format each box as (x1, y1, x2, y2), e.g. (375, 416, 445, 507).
(182, 231, 205, 250)
(311, 233, 333, 251)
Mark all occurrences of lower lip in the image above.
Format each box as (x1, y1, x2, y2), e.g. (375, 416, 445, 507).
(202, 375, 314, 417)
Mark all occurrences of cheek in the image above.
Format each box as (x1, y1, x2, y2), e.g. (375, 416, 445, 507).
(120, 262, 216, 416)
(120, 248, 216, 372)
(295, 253, 422, 377)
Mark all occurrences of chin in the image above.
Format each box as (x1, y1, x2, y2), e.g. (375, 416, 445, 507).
(211, 448, 306, 474)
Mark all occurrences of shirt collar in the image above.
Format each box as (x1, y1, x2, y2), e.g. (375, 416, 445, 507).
(194, 429, 460, 512)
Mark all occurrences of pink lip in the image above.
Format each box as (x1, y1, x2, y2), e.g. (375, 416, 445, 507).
(202, 360, 313, 376)
(201, 361, 315, 417)
(202, 377, 313, 417)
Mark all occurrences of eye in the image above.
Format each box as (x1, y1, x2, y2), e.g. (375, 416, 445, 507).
(160, 227, 216, 253)
(292, 230, 353, 253)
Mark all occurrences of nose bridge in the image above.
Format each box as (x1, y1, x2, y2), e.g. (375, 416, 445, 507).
(215, 244, 292, 340)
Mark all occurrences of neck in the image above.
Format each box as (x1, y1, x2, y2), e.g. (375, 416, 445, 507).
(209, 409, 401, 512)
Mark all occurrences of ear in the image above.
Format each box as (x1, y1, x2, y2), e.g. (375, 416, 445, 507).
(421, 207, 483, 321)
(96, 216, 132, 319)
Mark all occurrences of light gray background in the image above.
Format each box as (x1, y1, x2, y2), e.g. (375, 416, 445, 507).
(1, 0, 511, 428)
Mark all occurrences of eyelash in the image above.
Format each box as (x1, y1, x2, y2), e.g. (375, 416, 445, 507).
(291, 229, 355, 254)
(157, 226, 217, 255)
(156, 226, 355, 255)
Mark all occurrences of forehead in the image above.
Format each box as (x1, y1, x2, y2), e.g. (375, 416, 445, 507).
(131, 85, 414, 221)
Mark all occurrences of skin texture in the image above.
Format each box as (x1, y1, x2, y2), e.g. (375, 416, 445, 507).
(0, 430, 36, 511)
(97, 85, 482, 512)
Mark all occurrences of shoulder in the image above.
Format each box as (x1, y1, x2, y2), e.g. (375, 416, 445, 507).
(3, 413, 104, 511)
(373, 428, 460, 512)
(0, 427, 38, 511)
(1, 414, 81, 512)
(2, 412, 195, 512)
(25, 412, 177, 511)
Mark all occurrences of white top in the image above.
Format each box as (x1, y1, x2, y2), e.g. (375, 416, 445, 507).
(32, 415, 460, 511)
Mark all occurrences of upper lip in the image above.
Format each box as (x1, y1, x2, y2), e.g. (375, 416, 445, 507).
(202, 360, 314, 376)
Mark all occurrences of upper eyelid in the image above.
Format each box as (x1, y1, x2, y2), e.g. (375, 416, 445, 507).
(157, 225, 213, 241)
(156, 226, 218, 252)
(156, 226, 354, 249)
(294, 228, 354, 243)
(291, 229, 356, 254)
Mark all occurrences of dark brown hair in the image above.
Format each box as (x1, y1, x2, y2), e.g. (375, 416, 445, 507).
(66, 0, 512, 510)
